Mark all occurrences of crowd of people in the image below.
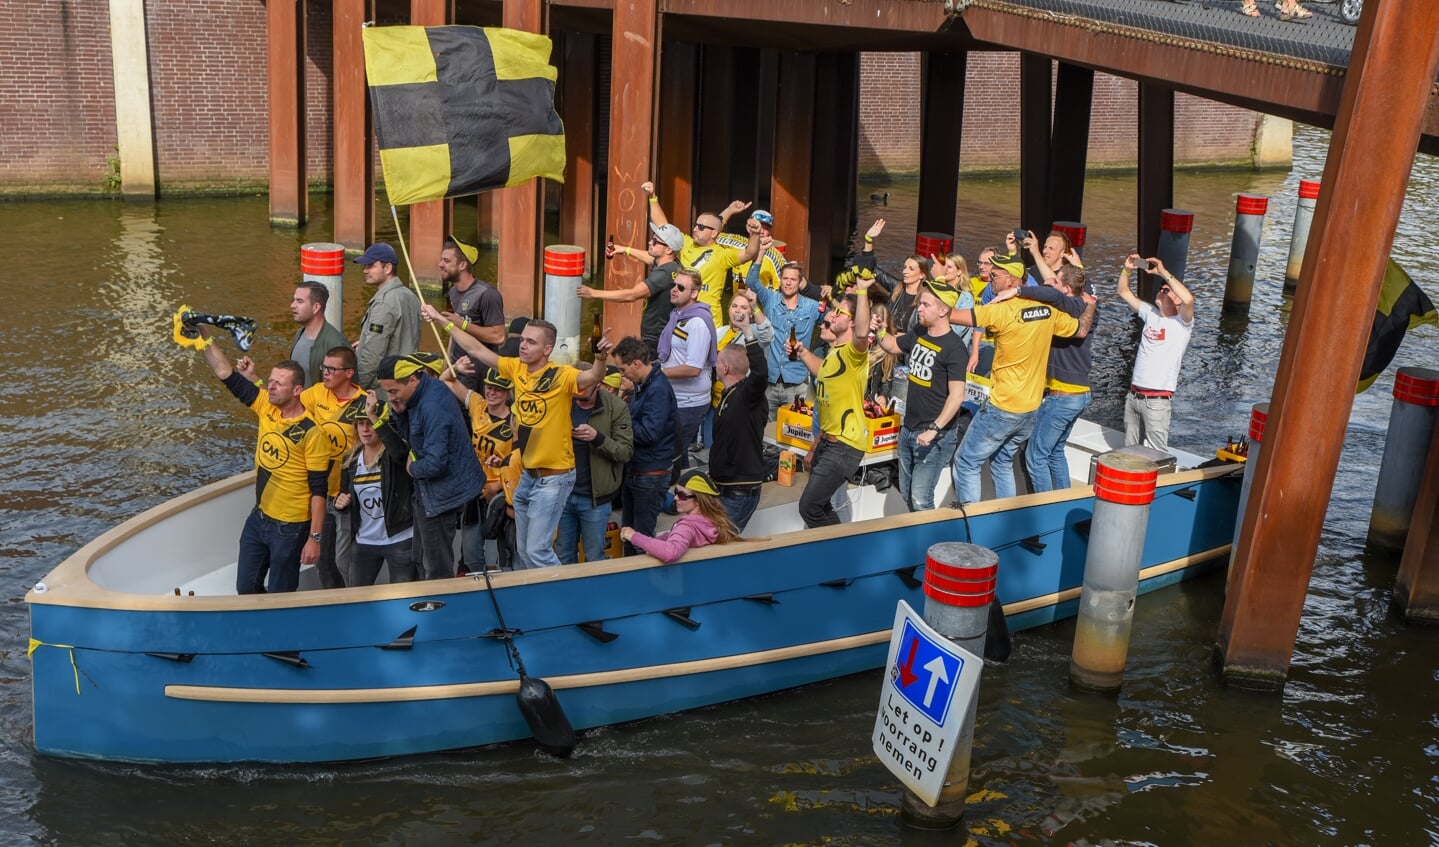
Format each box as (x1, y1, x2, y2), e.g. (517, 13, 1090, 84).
(191, 184, 1196, 594)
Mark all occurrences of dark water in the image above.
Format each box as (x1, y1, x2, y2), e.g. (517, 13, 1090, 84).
(2, 124, 1436, 845)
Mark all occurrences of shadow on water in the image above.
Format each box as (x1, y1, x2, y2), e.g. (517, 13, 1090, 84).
(2, 124, 1438, 844)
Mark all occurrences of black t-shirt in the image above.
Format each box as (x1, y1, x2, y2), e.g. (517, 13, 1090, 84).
(571, 403, 594, 498)
(895, 330, 968, 430)
(641, 261, 680, 356)
(448, 279, 505, 390)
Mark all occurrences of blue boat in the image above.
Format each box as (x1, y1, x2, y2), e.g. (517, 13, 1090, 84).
(27, 427, 1240, 764)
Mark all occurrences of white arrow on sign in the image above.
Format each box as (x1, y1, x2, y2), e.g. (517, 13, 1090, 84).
(922, 656, 950, 708)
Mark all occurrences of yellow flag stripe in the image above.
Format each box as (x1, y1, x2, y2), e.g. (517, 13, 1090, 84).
(506, 133, 567, 187)
(487, 27, 558, 82)
(362, 26, 438, 87)
(379, 144, 452, 206)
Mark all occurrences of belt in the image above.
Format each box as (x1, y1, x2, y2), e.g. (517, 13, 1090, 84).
(821, 434, 838, 443)
(1048, 387, 1091, 396)
(773, 379, 802, 388)
(524, 467, 568, 478)
(630, 468, 670, 477)
(1129, 385, 1174, 399)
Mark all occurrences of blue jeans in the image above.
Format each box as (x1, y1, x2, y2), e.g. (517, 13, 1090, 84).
(512, 469, 575, 569)
(953, 403, 1036, 504)
(236, 507, 307, 594)
(800, 439, 863, 528)
(719, 484, 762, 532)
(556, 492, 612, 564)
(1026, 391, 1091, 493)
(622, 471, 669, 556)
(898, 425, 960, 511)
(673, 403, 709, 480)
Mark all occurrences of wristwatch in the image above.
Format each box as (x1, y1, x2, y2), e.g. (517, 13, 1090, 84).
(310, 532, 322, 543)
(925, 423, 941, 432)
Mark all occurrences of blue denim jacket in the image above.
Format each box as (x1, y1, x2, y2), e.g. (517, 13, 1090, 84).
(748, 262, 821, 385)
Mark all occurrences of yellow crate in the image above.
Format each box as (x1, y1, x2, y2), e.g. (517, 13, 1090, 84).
(864, 413, 901, 453)
(775, 406, 816, 450)
(775, 406, 900, 454)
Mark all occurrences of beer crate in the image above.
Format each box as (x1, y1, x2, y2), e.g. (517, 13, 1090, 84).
(774, 406, 900, 454)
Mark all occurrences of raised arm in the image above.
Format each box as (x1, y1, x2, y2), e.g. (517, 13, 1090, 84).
(641, 181, 668, 228)
(1024, 233, 1055, 282)
(575, 335, 612, 391)
(579, 279, 653, 303)
(424, 303, 499, 370)
(718, 199, 752, 230)
(1117, 254, 1145, 312)
(1148, 257, 1194, 322)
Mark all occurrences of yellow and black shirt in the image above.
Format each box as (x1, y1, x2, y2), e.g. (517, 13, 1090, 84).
(815, 341, 871, 452)
(224, 373, 329, 524)
(301, 383, 368, 497)
(496, 357, 581, 471)
(465, 393, 514, 484)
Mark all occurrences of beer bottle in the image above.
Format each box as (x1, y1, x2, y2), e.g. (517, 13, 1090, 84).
(591, 319, 604, 355)
(787, 326, 798, 361)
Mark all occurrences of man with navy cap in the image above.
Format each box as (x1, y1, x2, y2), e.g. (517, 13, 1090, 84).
(353, 242, 422, 390)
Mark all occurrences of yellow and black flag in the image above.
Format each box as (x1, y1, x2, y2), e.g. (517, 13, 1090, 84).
(361, 25, 565, 206)
(1358, 259, 1438, 392)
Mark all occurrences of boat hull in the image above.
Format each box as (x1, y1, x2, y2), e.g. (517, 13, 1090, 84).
(29, 466, 1239, 763)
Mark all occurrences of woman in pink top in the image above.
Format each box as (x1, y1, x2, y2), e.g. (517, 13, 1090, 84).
(620, 470, 741, 563)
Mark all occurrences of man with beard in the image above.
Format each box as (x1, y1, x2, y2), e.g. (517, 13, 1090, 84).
(429, 235, 506, 392)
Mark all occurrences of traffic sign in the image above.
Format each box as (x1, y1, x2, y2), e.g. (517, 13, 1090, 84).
(871, 600, 983, 806)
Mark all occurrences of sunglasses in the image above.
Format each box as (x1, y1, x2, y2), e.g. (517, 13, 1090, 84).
(674, 490, 694, 501)
(647, 237, 663, 246)
(692, 222, 716, 232)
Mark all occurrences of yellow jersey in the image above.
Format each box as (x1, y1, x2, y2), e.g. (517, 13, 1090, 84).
(815, 341, 871, 452)
(969, 300, 1079, 414)
(680, 235, 744, 324)
(465, 393, 514, 484)
(301, 384, 368, 497)
(497, 357, 581, 471)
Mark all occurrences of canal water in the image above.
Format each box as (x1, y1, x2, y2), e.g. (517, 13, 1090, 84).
(1, 124, 1435, 845)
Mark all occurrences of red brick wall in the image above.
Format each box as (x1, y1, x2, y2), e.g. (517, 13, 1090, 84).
(0, 1, 119, 190)
(858, 52, 1268, 175)
(0, 0, 332, 195)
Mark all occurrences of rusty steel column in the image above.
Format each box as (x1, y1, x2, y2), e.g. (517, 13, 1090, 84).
(657, 42, 698, 230)
(808, 51, 859, 286)
(332, 0, 373, 249)
(406, 0, 454, 285)
(494, 0, 546, 314)
(267, 0, 307, 227)
(1049, 62, 1093, 226)
(1136, 82, 1174, 301)
(916, 51, 966, 243)
(771, 52, 816, 266)
(1019, 54, 1052, 237)
(1218, 0, 1439, 687)
(602, 0, 660, 340)
(1395, 422, 1439, 624)
(559, 32, 598, 264)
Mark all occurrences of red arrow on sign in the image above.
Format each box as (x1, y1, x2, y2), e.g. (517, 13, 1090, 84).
(898, 636, 920, 687)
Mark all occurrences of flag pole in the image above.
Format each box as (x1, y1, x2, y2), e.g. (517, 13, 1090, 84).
(390, 203, 456, 372)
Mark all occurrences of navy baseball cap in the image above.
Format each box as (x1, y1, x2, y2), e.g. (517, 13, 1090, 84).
(354, 243, 398, 266)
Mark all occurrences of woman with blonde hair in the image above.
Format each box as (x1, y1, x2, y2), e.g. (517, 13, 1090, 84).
(620, 469, 741, 563)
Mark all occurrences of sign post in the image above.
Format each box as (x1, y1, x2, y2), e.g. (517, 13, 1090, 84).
(872, 600, 983, 816)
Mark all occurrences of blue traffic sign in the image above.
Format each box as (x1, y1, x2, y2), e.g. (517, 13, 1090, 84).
(890, 617, 966, 725)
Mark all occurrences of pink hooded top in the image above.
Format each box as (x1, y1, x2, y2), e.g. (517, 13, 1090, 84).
(629, 514, 720, 564)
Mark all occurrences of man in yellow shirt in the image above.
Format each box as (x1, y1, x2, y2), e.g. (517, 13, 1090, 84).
(197, 338, 328, 594)
(948, 253, 1095, 503)
(787, 274, 874, 528)
(640, 179, 761, 324)
(434, 310, 610, 569)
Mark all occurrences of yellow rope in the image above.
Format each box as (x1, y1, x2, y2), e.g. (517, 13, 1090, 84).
(28, 638, 82, 695)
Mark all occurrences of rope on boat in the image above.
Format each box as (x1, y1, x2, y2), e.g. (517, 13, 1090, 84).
(27, 638, 82, 695)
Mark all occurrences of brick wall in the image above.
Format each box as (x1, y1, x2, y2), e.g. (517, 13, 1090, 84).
(858, 52, 1267, 176)
(0, 0, 332, 195)
(0, 1, 119, 191)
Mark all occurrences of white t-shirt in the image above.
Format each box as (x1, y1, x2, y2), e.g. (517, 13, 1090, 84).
(1129, 302, 1193, 392)
(664, 315, 714, 409)
(354, 452, 414, 546)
